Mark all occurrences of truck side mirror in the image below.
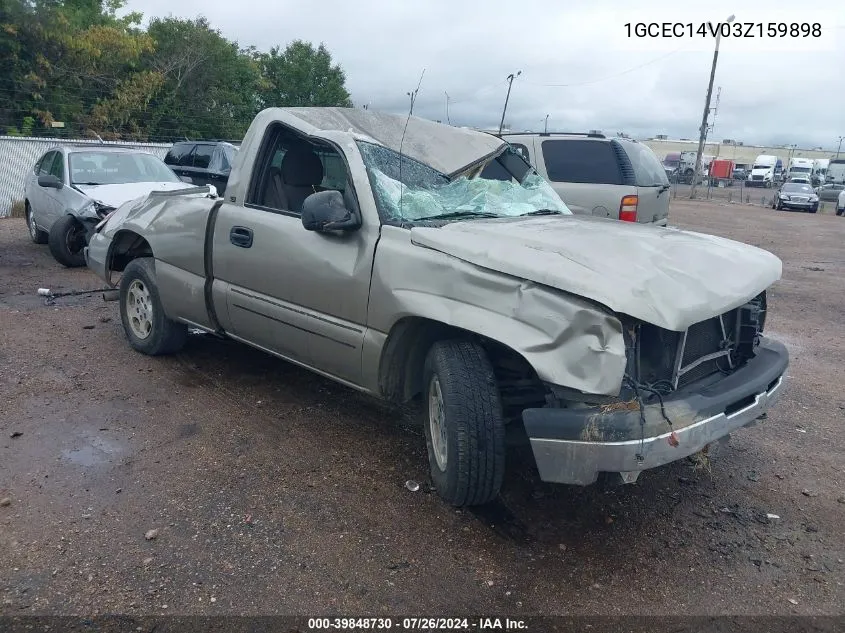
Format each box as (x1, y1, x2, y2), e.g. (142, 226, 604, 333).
(301, 190, 361, 232)
(38, 174, 63, 189)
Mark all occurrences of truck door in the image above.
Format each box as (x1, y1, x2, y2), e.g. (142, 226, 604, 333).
(210, 127, 376, 386)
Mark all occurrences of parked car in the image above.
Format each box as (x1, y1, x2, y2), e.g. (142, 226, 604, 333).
(86, 107, 788, 507)
(732, 167, 748, 180)
(164, 141, 238, 196)
(489, 132, 670, 224)
(25, 147, 198, 267)
(772, 182, 819, 212)
(815, 183, 845, 202)
(837, 189, 845, 216)
(788, 176, 812, 185)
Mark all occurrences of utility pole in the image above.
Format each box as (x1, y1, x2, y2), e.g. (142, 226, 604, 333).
(498, 70, 521, 135)
(444, 92, 451, 125)
(837, 136, 844, 159)
(544, 114, 549, 134)
(690, 14, 735, 199)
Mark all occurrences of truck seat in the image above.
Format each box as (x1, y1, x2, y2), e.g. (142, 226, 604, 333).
(280, 146, 325, 212)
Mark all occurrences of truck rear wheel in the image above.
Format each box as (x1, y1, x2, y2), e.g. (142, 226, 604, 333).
(119, 258, 187, 356)
(422, 339, 505, 506)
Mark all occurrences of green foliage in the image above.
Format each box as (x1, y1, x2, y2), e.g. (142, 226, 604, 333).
(0, 1, 353, 141)
(258, 40, 352, 108)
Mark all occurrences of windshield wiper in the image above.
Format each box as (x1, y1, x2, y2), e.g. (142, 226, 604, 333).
(73, 181, 104, 186)
(415, 211, 500, 221)
(520, 209, 562, 216)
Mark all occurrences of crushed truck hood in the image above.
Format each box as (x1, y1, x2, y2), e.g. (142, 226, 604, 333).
(410, 215, 782, 332)
(75, 181, 194, 208)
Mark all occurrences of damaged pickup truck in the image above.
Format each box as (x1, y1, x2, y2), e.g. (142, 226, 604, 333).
(85, 107, 789, 507)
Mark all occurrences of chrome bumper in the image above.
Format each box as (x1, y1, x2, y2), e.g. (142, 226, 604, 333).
(529, 376, 783, 485)
(523, 338, 789, 486)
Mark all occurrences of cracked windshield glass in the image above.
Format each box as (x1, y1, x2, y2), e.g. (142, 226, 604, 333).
(357, 142, 570, 221)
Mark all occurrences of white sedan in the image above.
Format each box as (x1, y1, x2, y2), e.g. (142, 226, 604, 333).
(24, 147, 198, 267)
(837, 188, 845, 217)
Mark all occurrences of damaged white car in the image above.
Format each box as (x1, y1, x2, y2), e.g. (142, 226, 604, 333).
(84, 107, 789, 506)
(25, 146, 201, 267)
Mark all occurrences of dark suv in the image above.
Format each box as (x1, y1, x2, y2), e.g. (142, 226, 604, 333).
(164, 141, 238, 196)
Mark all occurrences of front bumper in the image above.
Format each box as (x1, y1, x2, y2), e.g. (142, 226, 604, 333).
(779, 200, 818, 211)
(522, 337, 789, 485)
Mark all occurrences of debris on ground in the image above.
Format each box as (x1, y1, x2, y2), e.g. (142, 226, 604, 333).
(766, 513, 781, 520)
(9, 431, 22, 438)
(144, 529, 159, 541)
(405, 480, 420, 492)
(788, 598, 799, 605)
(0, 497, 11, 507)
(801, 489, 819, 498)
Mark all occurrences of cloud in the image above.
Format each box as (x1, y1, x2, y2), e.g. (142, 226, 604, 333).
(124, 0, 845, 150)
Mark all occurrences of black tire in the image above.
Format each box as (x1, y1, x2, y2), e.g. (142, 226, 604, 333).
(48, 214, 86, 267)
(25, 202, 48, 244)
(836, 208, 844, 217)
(119, 258, 188, 356)
(422, 339, 505, 507)
(810, 206, 818, 214)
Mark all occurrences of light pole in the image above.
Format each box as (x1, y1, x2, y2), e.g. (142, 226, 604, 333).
(836, 136, 844, 159)
(690, 14, 735, 199)
(498, 70, 521, 135)
(544, 114, 549, 133)
(444, 92, 451, 125)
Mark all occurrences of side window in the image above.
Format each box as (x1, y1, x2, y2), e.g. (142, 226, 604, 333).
(541, 139, 622, 185)
(179, 145, 196, 167)
(164, 144, 188, 166)
(49, 152, 65, 180)
(193, 145, 214, 170)
(318, 151, 347, 190)
(37, 151, 55, 176)
(247, 126, 351, 214)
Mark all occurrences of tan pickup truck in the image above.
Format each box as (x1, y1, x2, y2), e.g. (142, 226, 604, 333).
(85, 107, 789, 506)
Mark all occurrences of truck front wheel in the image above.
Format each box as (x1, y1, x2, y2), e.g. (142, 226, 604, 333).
(422, 340, 505, 506)
(119, 258, 188, 356)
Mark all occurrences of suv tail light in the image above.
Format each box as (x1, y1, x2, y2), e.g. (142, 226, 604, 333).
(619, 195, 638, 222)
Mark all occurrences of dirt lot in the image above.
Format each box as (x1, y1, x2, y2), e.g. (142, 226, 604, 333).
(1, 200, 844, 617)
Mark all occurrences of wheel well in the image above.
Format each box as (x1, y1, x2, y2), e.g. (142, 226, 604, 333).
(378, 317, 548, 420)
(108, 230, 153, 273)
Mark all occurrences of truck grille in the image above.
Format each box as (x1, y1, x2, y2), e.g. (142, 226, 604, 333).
(632, 295, 764, 392)
(751, 175, 764, 181)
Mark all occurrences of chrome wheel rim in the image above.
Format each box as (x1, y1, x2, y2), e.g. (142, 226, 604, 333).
(126, 280, 153, 340)
(428, 375, 448, 471)
(28, 211, 37, 239)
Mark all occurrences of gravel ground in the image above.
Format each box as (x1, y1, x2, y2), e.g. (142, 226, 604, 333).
(1, 200, 844, 617)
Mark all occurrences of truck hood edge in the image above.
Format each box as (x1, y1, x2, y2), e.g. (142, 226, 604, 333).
(410, 216, 782, 331)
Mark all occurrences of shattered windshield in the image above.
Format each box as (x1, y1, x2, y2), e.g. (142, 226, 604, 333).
(357, 141, 570, 223)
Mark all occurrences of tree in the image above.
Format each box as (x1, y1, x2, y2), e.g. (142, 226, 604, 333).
(0, 0, 154, 138)
(143, 16, 262, 140)
(258, 40, 352, 108)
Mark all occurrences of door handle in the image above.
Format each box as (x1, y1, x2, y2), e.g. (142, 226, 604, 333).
(229, 226, 253, 248)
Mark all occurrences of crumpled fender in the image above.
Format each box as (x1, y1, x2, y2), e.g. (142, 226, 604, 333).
(368, 227, 626, 396)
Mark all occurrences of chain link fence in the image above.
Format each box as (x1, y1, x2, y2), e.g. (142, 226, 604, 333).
(0, 136, 172, 218)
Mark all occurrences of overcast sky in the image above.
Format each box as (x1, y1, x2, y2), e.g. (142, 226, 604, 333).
(124, 0, 843, 150)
